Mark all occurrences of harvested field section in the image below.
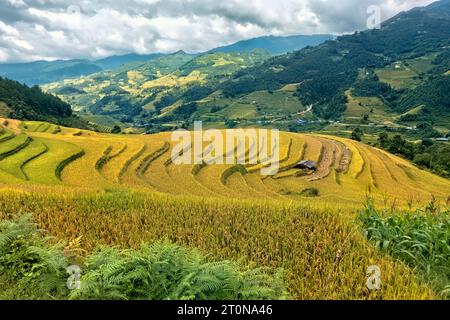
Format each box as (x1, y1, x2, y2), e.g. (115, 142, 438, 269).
(336, 144, 352, 173)
(0, 118, 21, 134)
(306, 139, 336, 182)
(329, 137, 364, 179)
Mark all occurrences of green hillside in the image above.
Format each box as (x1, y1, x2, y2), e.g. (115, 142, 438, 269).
(44, 50, 271, 128)
(0, 77, 77, 125)
(212, 2, 450, 131)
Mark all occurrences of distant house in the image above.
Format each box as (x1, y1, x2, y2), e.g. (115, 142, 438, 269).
(435, 137, 449, 142)
(294, 160, 317, 170)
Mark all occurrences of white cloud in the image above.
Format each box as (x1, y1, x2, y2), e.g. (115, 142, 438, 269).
(0, 21, 20, 36)
(0, 0, 439, 63)
(0, 49, 10, 62)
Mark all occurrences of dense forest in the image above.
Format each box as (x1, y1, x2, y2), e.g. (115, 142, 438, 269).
(0, 77, 73, 121)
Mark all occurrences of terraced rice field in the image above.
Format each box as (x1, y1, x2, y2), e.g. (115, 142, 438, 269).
(0, 119, 449, 207)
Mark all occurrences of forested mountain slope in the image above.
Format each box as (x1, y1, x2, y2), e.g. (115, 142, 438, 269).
(216, 1, 450, 123)
(0, 77, 73, 122)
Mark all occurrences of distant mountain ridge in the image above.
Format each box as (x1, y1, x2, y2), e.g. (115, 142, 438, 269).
(209, 34, 334, 55)
(0, 54, 165, 86)
(94, 53, 165, 70)
(0, 34, 333, 86)
(0, 60, 102, 87)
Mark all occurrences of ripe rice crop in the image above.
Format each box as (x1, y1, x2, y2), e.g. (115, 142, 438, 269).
(0, 189, 435, 300)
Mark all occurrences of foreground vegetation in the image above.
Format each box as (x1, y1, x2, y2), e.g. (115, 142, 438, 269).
(0, 189, 435, 299)
(0, 214, 287, 300)
(359, 200, 450, 298)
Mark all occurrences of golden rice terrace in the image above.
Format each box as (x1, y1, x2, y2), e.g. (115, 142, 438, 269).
(1, 118, 448, 207)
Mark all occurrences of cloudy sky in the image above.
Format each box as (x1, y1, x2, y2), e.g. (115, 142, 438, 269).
(0, 0, 437, 63)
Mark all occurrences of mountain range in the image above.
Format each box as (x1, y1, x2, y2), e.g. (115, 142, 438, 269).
(0, 54, 165, 86)
(0, 34, 332, 86)
(209, 34, 334, 55)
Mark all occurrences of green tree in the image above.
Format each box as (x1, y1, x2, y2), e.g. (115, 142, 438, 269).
(378, 132, 389, 148)
(111, 125, 121, 134)
(351, 127, 363, 141)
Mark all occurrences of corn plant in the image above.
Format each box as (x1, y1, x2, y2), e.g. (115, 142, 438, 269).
(359, 200, 450, 298)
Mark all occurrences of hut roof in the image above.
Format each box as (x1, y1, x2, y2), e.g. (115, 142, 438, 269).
(296, 160, 317, 169)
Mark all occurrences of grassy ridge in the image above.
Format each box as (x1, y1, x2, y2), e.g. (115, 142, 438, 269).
(22, 137, 83, 184)
(0, 134, 32, 161)
(136, 142, 170, 177)
(95, 144, 127, 172)
(0, 129, 15, 143)
(118, 144, 147, 183)
(55, 150, 86, 181)
(0, 139, 47, 180)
